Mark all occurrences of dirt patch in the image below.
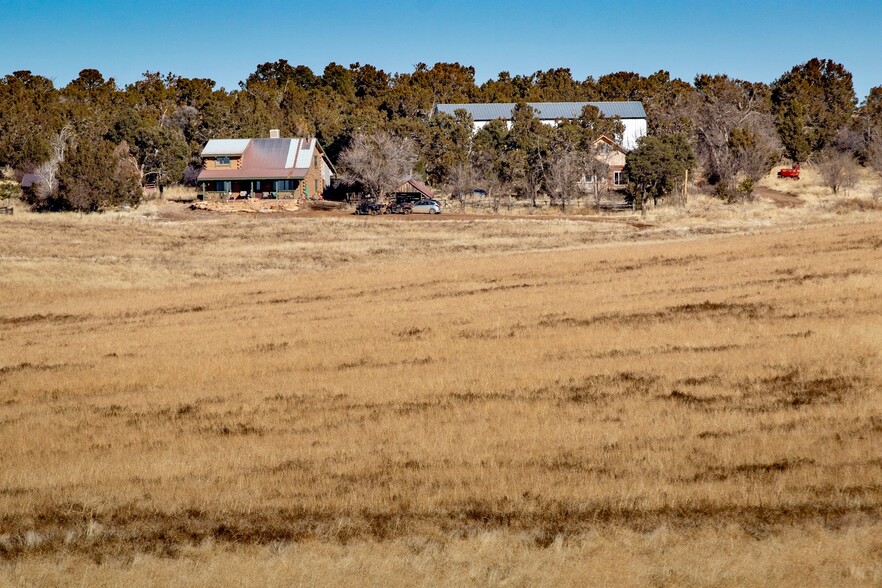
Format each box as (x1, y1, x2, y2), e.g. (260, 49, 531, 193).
(755, 186, 805, 208)
(157, 199, 651, 227)
(190, 200, 301, 213)
(299, 208, 653, 227)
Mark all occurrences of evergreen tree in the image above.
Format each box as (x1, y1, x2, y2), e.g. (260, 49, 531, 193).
(57, 137, 141, 211)
(623, 135, 694, 212)
(772, 58, 857, 162)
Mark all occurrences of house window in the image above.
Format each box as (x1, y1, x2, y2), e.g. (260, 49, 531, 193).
(275, 180, 299, 191)
(614, 171, 624, 186)
(314, 156, 319, 168)
(214, 181, 231, 192)
(315, 179, 320, 194)
(216, 157, 231, 166)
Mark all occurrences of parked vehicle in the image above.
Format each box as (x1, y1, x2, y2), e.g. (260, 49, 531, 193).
(411, 199, 442, 214)
(390, 192, 424, 205)
(385, 201, 413, 214)
(355, 199, 382, 215)
(778, 164, 800, 180)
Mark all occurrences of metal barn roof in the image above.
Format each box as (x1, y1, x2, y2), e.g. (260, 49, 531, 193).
(434, 101, 646, 120)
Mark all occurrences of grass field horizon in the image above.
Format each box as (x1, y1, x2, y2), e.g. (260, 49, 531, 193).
(1, 200, 881, 586)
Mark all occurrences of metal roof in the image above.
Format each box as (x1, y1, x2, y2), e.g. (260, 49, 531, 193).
(197, 168, 309, 181)
(294, 138, 316, 169)
(201, 139, 251, 157)
(246, 138, 296, 169)
(434, 101, 646, 120)
(399, 178, 434, 197)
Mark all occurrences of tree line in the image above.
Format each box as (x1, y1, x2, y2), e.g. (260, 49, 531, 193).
(1, 59, 880, 211)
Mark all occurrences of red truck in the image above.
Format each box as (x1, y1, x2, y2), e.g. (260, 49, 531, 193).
(778, 164, 800, 180)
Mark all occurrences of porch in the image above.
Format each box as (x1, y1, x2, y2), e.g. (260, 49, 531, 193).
(199, 179, 303, 201)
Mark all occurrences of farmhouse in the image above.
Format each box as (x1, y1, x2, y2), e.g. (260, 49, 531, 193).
(434, 101, 647, 150)
(197, 131, 335, 200)
(582, 135, 628, 190)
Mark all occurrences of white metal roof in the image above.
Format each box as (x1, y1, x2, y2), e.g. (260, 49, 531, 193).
(294, 138, 316, 169)
(201, 139, 251, 157)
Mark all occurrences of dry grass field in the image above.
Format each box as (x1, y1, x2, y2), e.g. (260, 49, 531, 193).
(1, 195, 882, 586)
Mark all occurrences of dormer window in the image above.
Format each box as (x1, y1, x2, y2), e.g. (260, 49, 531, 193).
(216, 156, 231, 166)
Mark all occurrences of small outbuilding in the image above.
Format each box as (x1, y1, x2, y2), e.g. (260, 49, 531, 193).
(20, 173, 37, 193)
(394, 179, 435, 199)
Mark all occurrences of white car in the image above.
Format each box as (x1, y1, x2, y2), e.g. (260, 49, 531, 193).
(410, 199, 442, 214)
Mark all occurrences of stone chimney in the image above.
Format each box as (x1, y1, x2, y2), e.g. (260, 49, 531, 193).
(269, 129, 280, 139)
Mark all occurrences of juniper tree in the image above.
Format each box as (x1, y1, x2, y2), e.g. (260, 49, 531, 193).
(772, 59, 857, 162)
(623, 134, 694, 213)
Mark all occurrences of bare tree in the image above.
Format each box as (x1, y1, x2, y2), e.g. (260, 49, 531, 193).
(447, 162, 476, 212)
(339, 130, 417, 199)
(33, 125, 74, 202)
(688, 76, 779, 200)
(867, 135, 882, 173)
(817, 150, 861, 195)
(586, 145, 612, 210)
(471, 145, 508, 213)
(546, 151, 585, 212)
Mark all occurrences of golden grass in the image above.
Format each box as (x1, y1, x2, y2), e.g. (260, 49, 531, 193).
(758, 163, 882, 203)
(5, 525, 882, 587)
(1, 203, 882, 585)
(142, 185, 198, 202)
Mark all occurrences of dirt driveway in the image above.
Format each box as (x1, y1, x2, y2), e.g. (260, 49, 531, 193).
(303, 209, 653, 228)
(755, 186, 804, 208)
(161, 202, 654, 228)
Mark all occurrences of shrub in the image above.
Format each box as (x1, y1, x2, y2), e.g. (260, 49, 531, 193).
(0, 181, 20, 202)
(57, 138, 142, 211)
(816, 150, 860, 195)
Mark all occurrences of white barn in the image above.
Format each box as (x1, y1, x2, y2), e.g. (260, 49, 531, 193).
(434, 101, 647, 151)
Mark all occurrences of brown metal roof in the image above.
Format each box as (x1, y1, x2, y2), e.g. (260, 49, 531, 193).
(403, 178, 434, 197)
(246, 138, 293, 169)
(197, 167, 309, 181)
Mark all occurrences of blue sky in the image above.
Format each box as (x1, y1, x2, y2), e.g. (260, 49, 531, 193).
(3, 0, 881, 100)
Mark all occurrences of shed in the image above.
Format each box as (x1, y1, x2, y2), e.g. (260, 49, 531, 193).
(20, 174, 38, 190)
(395, 179, 435, 199)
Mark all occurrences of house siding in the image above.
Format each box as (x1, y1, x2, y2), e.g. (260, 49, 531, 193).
(203, 156, 243, 170)
(300, 145, 327, 199)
